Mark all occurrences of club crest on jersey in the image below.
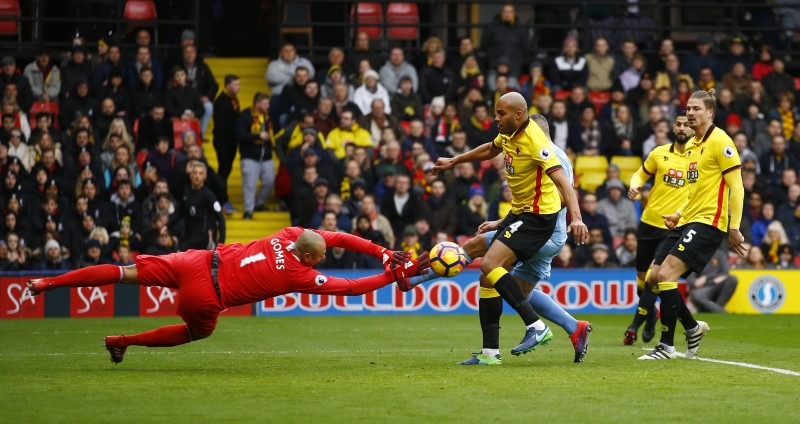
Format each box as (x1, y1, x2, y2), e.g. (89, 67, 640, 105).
(539, 148, 552, 160)
(515, 147, 521, 155)
(314, 275, 327, 286)
(723, 146, 735, 158)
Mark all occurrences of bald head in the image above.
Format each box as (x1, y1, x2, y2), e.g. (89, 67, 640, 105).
(296, 230, 326, 256)
(495, 91, 529, 136)
(530, 114, 551, 138)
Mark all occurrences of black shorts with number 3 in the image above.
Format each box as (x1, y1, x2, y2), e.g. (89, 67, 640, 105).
(489, 212, 558, 262)
(653, 222, 726, 276)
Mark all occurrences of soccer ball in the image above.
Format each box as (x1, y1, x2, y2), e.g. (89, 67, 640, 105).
(429, 241, 467, 277)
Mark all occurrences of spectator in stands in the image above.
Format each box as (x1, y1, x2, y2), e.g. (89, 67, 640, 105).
(762, 58, 794, 106)
(488, 180, 512, 221)
(777, 244, 796, 269)
(614, 228, 637, 267)
(358, 194, 395, 249)
(36, 237, 68, 270)
(353, 70, 391, 117)
(60, 79, 95, 130)
(462, 102, 496, 149)
(580, 193, 613, 242)
(324, 109, 372, 160)
(7, 129, 31, 172)
(641, 119, 671, 160)
(0, 56, 33, 112)
(100, 66, 130, 115)
(265, 43, 314, 99)
(312, 97, 337, 137)
(391, 76, 423, 123)
(61, 46, 92, 99)
(751, 202, 776, 246)
(455, 53, 484, 100)
(5, 232, 28, 270)
(760, 135, 797, 187)
(682, 36, 720, 81)
(415, 36, 444, 70)
(90, 43, 122, 96)
(767, 92, 799, 140)
(597, 81, 626, 126)
(597, 179, 638, 239)
(566, 86, 593, 122)
(480, 4, 529, 79)
(420, 50, 456, 104)
(321, 47, 350, 81)
(486, 58, 520, 94)
(125, 46, 163, 93)
(446, 162, 480, 205)
(320, 65, 351, 101)
(164, 67, 204, 123)
(424, 179, 457, 236)
(180, 45, 217, 138)
(349, 31, 381, 72)
(457, 184, 487, 236)
(752, 46, 774, 82)
(777, 183, 800, 225)
(723, 62, 752, 100)
(762, 221, 790, 265)
(612, 38, 638, 81)
(128, 65, 160, 119)
(379, 48, 418, 94)
(694, 66, 719, 94)
(145, 137, 175, 180)
(137, 104, 172, 152)
(146, 225, 178, 256)
(520, 62, 550, 109)
(604, 104, 636, 157)
(653, 87, 678, 123)
(236, 93, 275, 220)
(310, 193, 352, 233)
(654, 53, 693, 93)
(23, 49, 61, 103)
(359, 98, 398, 147)
(733, 131, 760, 172)
(401, 118, 437, 161)
(331, 82, 361, 122)
(2, 96, 31, 141)
(93, 97, 118, 140)
(382, 176, 424, 249)
(583, 243, 619, 268)
(281, 66, 311, 124)
(742, 244, 770, 269)
(547, 99, 573, 153)
(686, 244, 737, 312)
(713, 88, 735, 129)
(212, 74, 240, 202)
(548, 36, 587, 92)
(771, 168, 798, 205)
(585, 36, 615, 92)
(571, 105, 603, 156)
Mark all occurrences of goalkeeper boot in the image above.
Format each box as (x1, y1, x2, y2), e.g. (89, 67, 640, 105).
(637, 342, 676, 360)
(685, 320, 710, 359)
(457, 353, 502, 365)
(623, 328, 638, 346)
(570, 321, 592, 363)
(26, 278, 53, 296)
(642, 311, 658, 343)
(104, 335, 128, 364)
(510, 325, 553, 356)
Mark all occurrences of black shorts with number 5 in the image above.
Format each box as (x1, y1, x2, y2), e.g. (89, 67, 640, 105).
(489, 212, 558, 262)
(653, 222, 726, 276)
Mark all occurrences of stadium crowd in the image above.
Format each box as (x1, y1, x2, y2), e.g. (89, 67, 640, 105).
(0, 4, 798, 274)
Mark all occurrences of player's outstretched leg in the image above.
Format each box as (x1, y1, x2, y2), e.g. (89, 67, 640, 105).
(27, 265, 126, 295)
(527, 289, 591, 363)
(104, 324, 205, 364)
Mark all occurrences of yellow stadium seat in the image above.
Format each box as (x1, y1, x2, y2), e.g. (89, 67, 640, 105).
(578, 172, 607, 192)
(611, 156, 643, 186)
(575, 155, 609, 174)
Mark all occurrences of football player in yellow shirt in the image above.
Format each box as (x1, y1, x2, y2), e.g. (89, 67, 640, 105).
(432, 92, 588, 356)
(639, 89, 747, 360)
(623, 112, 693, 345)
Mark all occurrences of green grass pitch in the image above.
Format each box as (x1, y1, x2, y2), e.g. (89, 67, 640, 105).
(2, 313, 799, 423)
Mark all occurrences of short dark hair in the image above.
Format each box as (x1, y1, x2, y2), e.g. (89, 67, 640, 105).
(224, 74, 239, 86)
(253, 92, 269, 104)
(116, 179, 132, 188)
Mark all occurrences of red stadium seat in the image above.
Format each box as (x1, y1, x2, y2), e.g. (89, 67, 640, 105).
(172, 118, 201, 151)
(136, 150, 148, 171)
(589, 91, 611, 115)
(0, 0, 20, 36)
(124, 0, 157, 21)
(29, 101, 59, 129)
(795, 77, 800, 91)
(554, 90, 571, 100)
(386, 3, 418, 40)
(350, 3, 383, 39)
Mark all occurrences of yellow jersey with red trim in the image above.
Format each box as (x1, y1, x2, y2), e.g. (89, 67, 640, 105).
(492, 118, 563, 215)
(641, 143, 690, 229)
(679, 125, 741, 231)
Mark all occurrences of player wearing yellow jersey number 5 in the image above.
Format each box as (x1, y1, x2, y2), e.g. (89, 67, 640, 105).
(623, 112, 694, 346)
(432, 92, 588, 356)
(639, 89, 747, 360)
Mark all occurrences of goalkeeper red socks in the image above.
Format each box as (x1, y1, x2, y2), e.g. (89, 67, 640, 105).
(121, 324, 193, 347)
(47, 265, 123, 288)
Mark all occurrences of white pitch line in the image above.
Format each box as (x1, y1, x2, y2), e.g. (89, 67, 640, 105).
(641, 348, 800, 377)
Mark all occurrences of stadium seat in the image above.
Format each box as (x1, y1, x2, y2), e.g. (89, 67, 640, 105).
(610, 156, 642, 186)
(124, 0, 157, 21)
(29, 101, 60, 129)
(589, 91, 611, 115)
(554, 90, 571, 101)
(172, 118, 201, 151)
(0, 0, 20, 36)
(386, 3, 418, 41)
(398, 120, 411, 136)
(575, 155, 609, 192)
(350, 3, 383, 39)
(136, 150, 148, 171)
(133, 117, 140, 146)
(281, 2, 313, 53)
(795, 77, 800, 91)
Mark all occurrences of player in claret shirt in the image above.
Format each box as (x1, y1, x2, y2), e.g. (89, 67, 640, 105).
(26, 227, 429, 364)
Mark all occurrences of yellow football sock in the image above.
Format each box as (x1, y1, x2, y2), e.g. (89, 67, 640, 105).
(486, 268, 508, 286)
(480, 287, 501, 298)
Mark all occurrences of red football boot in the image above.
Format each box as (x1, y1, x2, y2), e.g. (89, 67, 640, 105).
(104, 335, 128, 364)
(26, 279, 53, 296)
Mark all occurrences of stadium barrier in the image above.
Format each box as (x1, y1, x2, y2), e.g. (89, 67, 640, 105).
(1, 269, 796, 319)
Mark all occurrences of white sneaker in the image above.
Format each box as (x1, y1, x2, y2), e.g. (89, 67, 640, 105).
(685, 321, 710, 359)
(637, 343, 677, 360)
